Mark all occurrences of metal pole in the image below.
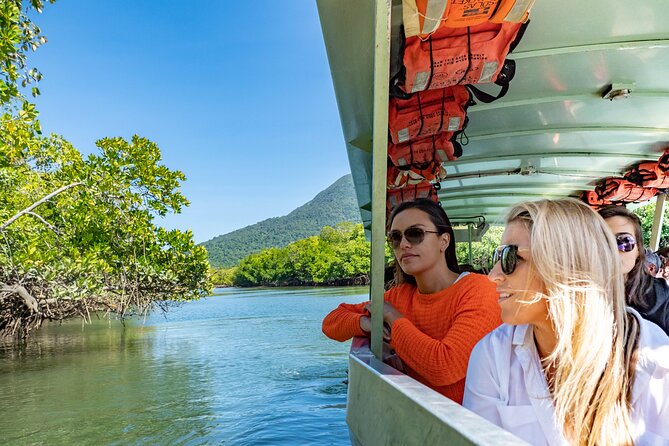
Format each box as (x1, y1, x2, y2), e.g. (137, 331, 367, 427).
(649, 193, 667, 251)
(468, 223, 473, 265)
(369, 0, 391, 360)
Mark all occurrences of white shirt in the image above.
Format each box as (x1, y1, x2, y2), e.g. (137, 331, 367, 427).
(463, 308, 669, 445)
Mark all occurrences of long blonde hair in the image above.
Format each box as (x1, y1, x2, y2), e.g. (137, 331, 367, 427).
(507, 198, 639, 446)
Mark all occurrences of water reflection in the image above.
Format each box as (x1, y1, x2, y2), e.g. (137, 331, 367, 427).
(0, 318, 216, 444)
(0, 287, 368, 445)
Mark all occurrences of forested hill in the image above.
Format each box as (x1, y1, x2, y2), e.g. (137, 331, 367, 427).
(203, 174, 362, 268)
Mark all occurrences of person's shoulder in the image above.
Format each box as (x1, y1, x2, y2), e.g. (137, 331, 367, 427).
(474, 323, 515, 353)
(385, 282, 416, 300)
(631, 308, 669, 372)
(454, 272, 498, 300)
(454, 272, 494, 289)
(468, 325, 515, 373)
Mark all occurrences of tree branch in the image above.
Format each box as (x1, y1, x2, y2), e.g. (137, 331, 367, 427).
(0, 182, 83, 231)
(24, 211, 60, 234)
(0, 283, 39, 312)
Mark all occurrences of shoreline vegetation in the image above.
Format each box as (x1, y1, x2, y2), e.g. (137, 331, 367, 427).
(211, 223, 376, 288)
(1, 1, 211, 341)
(212, 204, 669, 289)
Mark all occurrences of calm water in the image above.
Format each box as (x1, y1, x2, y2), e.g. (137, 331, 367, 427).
(0, 287, 369, 445)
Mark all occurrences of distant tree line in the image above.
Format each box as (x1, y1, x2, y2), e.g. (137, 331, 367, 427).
(211, 202, 669, 288)
(212, 223, 373, 287)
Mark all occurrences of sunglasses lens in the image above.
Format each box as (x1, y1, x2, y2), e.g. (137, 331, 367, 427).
(616, 234, 636, 253)
(387, 231, 402, 248)
(387, 228, 428, 248)
(404, 227, 426, 245)
(492, 245, 518, 275)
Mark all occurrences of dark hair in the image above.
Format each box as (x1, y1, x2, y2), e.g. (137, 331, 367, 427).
(388, 198, 460, 285)
(656, 246, 669, 258)
(597, 205, 653, 308)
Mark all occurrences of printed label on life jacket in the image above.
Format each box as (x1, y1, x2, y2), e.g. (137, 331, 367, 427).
(458, 0, 495, 17)
(398, 128, 411, 143)
(504, 0, 535, 22)
(478, 61, 499, 83)
(447, 117, 461, 131)
(412, 72, 431, 93)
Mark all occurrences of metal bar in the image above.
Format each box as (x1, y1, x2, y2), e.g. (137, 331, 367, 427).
(369, 0, 391, 360)
(439, 191, 577, 201)
(469, 91, 669, 113)
(446, 151, 656, 167)
(466, 126, 669, 142)
(438, 182, 595, 196)
(444, 203, 526, 212)
(649, 194, 667, 251)
(440, 167, 621, 182)
(467, 223, 473, 265)
(510, 39, 669, 60)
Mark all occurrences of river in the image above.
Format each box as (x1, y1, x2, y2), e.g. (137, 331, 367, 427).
(0, 287, 369, 445)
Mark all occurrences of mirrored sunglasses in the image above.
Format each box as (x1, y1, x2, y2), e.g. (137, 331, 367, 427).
(615, 233, 636, 253)
(492, 244, 519, 275)
(387, 227, 440, 249)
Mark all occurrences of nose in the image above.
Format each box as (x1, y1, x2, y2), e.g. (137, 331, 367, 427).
(488, 260, 505, 283)
(398, 233, 412, 249)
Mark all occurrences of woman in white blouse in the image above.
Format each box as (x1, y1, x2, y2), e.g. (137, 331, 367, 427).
(463, 198, 669, 445)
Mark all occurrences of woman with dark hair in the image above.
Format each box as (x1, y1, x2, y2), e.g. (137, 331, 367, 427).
(598, 205, 669, 335)
(322, 198, 501, 404)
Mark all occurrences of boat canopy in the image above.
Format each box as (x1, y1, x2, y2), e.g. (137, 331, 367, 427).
(317, 0, 669, 238)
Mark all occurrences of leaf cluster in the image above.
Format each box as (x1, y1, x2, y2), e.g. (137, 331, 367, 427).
(1, 129, 212, 338)
(222, 222, 371, 287)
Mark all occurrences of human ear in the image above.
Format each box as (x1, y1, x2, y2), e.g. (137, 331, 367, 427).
(441, 233, 450, 252)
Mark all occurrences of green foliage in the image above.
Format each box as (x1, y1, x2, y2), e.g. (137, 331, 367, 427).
(1, 133, 212, 337)
(455, 226, 504, 271)
(633, 202, 669, 247)
(230, 222, 370, 287)
(0, 0, 211, 339)
(202, 174, 362, 268)
(210, 267, 237, 287)
(0, 0, 52, 105)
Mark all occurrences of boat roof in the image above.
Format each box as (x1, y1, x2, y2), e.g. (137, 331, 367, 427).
(317, 0, 669, 236)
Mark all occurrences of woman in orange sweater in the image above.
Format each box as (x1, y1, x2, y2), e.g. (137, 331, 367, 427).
(322, 198, 501, 404)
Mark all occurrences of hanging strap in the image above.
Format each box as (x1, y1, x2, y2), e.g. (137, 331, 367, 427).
(466, 59, 516, 103)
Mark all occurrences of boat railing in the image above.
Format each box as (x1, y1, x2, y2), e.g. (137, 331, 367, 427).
(347, 337, 529, 446)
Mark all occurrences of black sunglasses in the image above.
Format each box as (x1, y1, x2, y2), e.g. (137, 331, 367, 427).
(387, 227, 440, 249)
(492, 244, 520, 275)
(615, 233, 636, 253)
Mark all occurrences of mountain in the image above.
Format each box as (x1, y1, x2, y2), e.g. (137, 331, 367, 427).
(203, 174, 362, 268)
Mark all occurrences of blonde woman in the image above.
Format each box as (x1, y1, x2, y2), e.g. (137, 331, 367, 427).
(463, 198, 669, 445)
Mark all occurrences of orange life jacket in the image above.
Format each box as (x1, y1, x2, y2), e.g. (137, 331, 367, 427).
(387, 132, 461, 185)
(589, 178, 658, 205)
(625, 161, 669, 190)
(393, 21, 527, 97)
(388, 86, 471, 144)
(387, 182, 439, 213)
(387, 165, 444, 189)
(403, 0, 534, 38)
(656, 147, 669, 172)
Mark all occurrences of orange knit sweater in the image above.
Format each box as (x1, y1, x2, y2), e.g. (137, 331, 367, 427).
(322, 273, 501, 404)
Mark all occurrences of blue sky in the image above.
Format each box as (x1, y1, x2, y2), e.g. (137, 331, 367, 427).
(29, 1, 350, 243)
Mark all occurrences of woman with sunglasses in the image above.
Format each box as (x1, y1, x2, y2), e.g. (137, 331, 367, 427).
(598, 205, 669, 335)
(463, 198, 669, 445)
(322, 198, 501, 404)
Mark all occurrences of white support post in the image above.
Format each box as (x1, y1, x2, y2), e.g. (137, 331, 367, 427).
(369, 0, 391, 360)
(649, 193, 667, 251)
